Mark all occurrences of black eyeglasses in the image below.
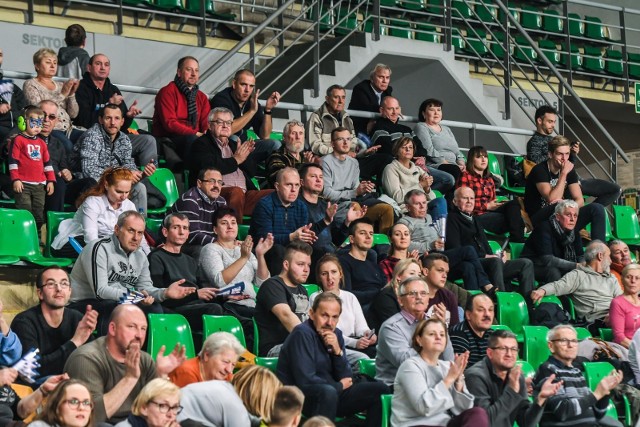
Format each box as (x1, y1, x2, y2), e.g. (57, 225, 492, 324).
(148, 401, 183, 414)
(64, 399, 93, 410)
(40, 281, 70, 290)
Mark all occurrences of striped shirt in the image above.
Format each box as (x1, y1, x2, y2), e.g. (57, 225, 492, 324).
(449, 320, 493, 368)
(171, 187, 227, 246)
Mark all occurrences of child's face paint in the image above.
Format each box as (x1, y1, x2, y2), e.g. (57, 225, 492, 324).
(26, 116, 44, 136)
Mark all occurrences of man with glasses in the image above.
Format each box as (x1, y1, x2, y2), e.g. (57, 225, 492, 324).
(376, 276, 453, 387)
(307, 85, 391, 182)
(531, 240, 621, 335)
(64, 304, 188, 425)
(39, 100, 95, 212)
(466, 329, 561, 427)
(534, 325, 623, 427)
(188, 106, 273, 223)
(12, 266, 97, 382)
(171, 167, 227, 259)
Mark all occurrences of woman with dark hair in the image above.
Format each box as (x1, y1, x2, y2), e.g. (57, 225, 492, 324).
(379, 223, 420, 282)
(199, 206, 273, 319)
(30, 379, 95, 427)
(392, 318, 487, 427)
(310, 254, 377, 363)
(457, 145, 526, 242)
(413, 98, 464, 191)
(51, 167, 150, 257)
(381, 136, 436, 211)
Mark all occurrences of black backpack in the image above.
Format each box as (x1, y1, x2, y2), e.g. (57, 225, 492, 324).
(531, 302, 571, 328)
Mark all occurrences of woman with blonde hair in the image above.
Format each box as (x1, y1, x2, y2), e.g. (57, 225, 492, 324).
(23, 48, 81, 151)
(115, 379, 181, 427)
(30, 379, 95, 427)
(310, 254, 377, 363)
(51, 167, 150, 256)
(231, 365, 283, 425)
(610, 263, 640, 348)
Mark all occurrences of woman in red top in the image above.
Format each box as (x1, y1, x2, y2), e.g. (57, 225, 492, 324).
(457, 146, 526, 242)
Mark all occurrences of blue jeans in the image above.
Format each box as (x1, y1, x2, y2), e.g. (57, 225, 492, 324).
(427, 165, 455, 193)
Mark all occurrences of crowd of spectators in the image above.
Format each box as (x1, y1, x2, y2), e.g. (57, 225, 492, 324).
(0, 23, 637, 427)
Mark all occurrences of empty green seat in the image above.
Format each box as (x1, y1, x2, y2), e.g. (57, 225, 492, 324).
(498, 6, 519, 25)
(612, 205, 640, 245)
(514, 36, 537, 63)
(153, 0, 184, 10)
(560, 44, 583, 69)
(465, 29, 489, 57)
(542, 9, 563, 34)
(475, 0, 497, 23)
(0, 209, 73, 267)
(425, 0, 444, 15)
(415, 24, 441, 43)
(599, 328, 613, 341)
(202, 315, 246, 347)
(575, 327, 592, 340)
(255, 357, 278, 373)
(605, 49, 624, 76)
(496, 292, 529, 342)
(583, 46, 605, 74)
(184, 0, 214, 14)
(523, 325, 550, 369)
(452, 33, 466, 54)
(585, 16, 607, 41)
(628, 52, 640, 79)
(398, 0, 424, 11)
(568, 13, 585, 38)
(387, 19, 412, 39)
(538, 40, 560, 66)
(521, 6, 542, 30)
(358, 358, 376, 377)
(490, 32, 514, 58)
(147, 168, 180, 216)
(308, 6, 333, 32)
(147, 313, 196, 360)
(335, 8, 359, 36)
(452, 0, 473, 21)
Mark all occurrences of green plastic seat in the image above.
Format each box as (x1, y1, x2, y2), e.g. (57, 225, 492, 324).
(0, 209, 73, 267)
(255, 356, 278, 373)
(560, 44, 583, 70)
(358, 358, 376, 377)
(599, 328, 613, 341)
(521, 6, 542, 30)
(475, 1, 497, 23)
(542, 9, 563, 34)
(464, 29, 489, 57)
(575, 327, 592, 340)
(335, 7, 359, 36)
(612, 205, 640, 246)
(516, 360, 536, 382)
(585, 16, 608, 41)
(499, 155, 525, 196)
(568, 13, 585, 38)
(583, 46, 605, 74)
(628, 52, 640, 79)
(123, 0, 152, 4)
(585, 214, 613, 242)
(398, 0, 424, 11)
(415, 24, 441, 43)
(147, 168, 180, 216)
(308, 6, 333, 32)
(452, 0, 473, 21)
(509, 242, 524, 259)
(488, 240, 502, 254)
(184, 0, 214, 14)
(302, 284, 321, 297)
(153, 0, 185, 10)
(145, 217, 163, 236)
(538, 40, 560, 66)
(425, 0, 444, 16)
(452, 32, 466, 54)
(388, 19, 412, 39)
(605, 49, 624, 76)
(202, 315, 246, 347)
(584, 361, 632, 424)
(252, 318, 260, 355)
(381, 394, 392, 427)
(238, 224, 249, 240)
(514, 36, 537, 63)
(498, 7, 519, 25)
(523, 325, 550, 369)
(491, 324, 512, 332)
(45, 211, 75, 258)
(147, 313, 196, 360)
(496, 292, 529, 342)
(490, 32, 514, 59)
(539, 295, 563, 308)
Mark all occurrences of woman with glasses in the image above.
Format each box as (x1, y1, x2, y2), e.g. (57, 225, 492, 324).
(609, 264, 640, 349)
(51, 167, 150, 257)
(457, 146, 526, 243)
(30, 379, 95, 427)
(114, 379, 181, 427)
(309, 254, 377, 364)
(392, 318, 487, 427)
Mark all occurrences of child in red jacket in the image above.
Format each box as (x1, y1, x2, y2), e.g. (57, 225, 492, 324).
(8, 106, 55, 237)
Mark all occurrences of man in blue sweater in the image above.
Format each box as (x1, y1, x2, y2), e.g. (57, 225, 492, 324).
(277, 292, 389, 425)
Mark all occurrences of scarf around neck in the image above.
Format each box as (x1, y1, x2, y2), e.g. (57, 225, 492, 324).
(174, 74, 198, 128)
(549, 214, 577, 262)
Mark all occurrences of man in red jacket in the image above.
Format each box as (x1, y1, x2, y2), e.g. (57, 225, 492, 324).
(152, 56, 211, 158)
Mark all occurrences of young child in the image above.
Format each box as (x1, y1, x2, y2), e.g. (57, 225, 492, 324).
(8, 106, 55, 237)
(271, 386, 305, 427)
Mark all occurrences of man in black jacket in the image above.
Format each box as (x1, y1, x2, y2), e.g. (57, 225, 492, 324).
(348, 63, 392, 135)
(75, 53, 157, 166)
(188, 106, 272, 222)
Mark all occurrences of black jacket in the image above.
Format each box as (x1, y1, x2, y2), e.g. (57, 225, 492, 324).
(348, 79, 392, 135)
(445, 207, 492, 257)
(187, 131, 258, 190)
(74, 72, 133, 130)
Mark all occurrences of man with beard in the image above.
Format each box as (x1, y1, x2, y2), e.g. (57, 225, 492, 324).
(254, 241, 313, 357)
(266, 119, 317, 188)
(64, 304, 187, 424)
(531, 240, 621, 333)
(276, 292, 389, 425)
(12, 267, 98, 381)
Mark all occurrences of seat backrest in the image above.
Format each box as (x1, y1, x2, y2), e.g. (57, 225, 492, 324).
(148, 168, 180, 209)
(255, 357, 278, 373)
(302, 284, 320, 297)
(490, 324, 512, 332)
(523, 325, 550, 370)
(145, 217, 163, 235)
(496, 292, 529, 338)
(575, 327, 592, 340)
(613, 205, 640, 241)
(45, 211, 75, 257)
(487, 153, 502, 177)
(381, 394, 393, 427)
(0, 209, 42, 258)
(584, 361, 615, 390)
(516, 360, 536, 381)
(509, 242, 524, 259)
(238, 224, 250, 240)
(599, 328, 613, 341)
(202, 315, 246, 347)
(147, 314, 196, 360)
(358, 358, 376, 377)
(253, 317, 260, 355)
